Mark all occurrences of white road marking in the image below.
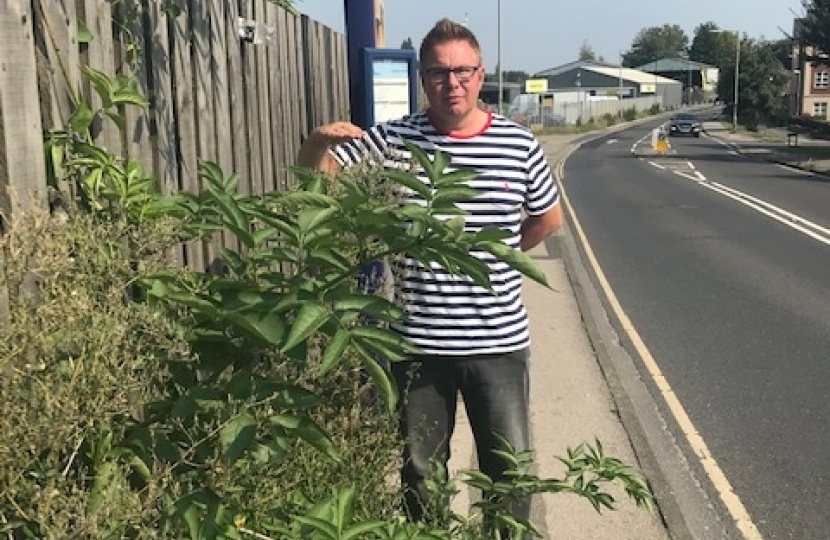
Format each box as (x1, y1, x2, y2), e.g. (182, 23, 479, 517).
(691, 176, 830, 246)
(557, 145, 766, 540)
(649, 161, 666, 170)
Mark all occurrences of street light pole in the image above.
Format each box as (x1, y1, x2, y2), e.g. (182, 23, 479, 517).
(497, 0, 502, 115)
(732, 31, 740, 131)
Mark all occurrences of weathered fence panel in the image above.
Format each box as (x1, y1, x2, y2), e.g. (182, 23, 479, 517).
(0, 0, 349, 275)
(0, 0, 48, 218)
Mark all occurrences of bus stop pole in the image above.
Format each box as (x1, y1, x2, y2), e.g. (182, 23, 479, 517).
(343, 0, 376, 128)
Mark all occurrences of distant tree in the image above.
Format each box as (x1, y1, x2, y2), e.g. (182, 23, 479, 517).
(579, 40, 597, 61)
(400, 37, 414, 50)
(622, 24, 689, 67)
(768, 39, 794, 69)
(718, 38, 789, 128)
(503, 70, 530, 84)
(800, 0, 830, 54)
(484, 69, 529, 86)
(690, 22, 739, 69)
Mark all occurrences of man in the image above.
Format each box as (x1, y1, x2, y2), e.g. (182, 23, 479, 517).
(297, 17, 562, 532)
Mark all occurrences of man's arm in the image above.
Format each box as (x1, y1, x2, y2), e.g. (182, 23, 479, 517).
(519, 203, 563, 252)
(296, 121, 365, 175)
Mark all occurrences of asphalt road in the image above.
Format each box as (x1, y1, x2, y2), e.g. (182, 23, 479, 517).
(562, 119, 830, 540)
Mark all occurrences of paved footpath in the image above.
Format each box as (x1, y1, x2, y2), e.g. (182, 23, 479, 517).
(446, 133, 673, 540)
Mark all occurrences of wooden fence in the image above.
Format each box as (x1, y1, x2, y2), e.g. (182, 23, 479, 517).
(0, 0, 349, 270)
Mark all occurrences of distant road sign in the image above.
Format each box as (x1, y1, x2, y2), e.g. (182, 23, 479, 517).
(525, 79, 548, 93)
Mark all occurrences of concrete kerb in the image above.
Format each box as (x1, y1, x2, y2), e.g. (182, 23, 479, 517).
(547, 123, 745, 540)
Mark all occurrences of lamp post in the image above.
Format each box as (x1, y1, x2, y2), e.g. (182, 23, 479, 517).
(714, 29, 741, 131)
(687, 54, 693, 105)
(497, 0, 502, 115)
(732, 31, 740, 132)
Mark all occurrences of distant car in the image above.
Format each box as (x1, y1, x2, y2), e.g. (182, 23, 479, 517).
(669, 113, 702, 137)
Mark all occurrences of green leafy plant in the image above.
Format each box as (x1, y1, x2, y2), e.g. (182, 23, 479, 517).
(43, 66, 171, 223)
(128, 140, 551, 536)
(14, 5, 657, 537)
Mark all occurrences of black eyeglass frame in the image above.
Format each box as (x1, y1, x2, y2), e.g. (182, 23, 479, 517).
(422, 65, 482, 83)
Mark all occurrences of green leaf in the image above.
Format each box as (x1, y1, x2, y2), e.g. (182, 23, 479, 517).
(199, 161, 225, 190)
(252, 227, 278, 246)
(293, 516, 339, 539)
(219, 247, 247, 275)
(82, 66, 114, 109)
(246, 207, 298, 240)
(104, 109, 126, 131)
(426, 248, 491, 289)
(87, 460, 116, 514)
(479, 240, 549, 288)
(69, 101, 95, 133)
(385, 170, 432, 199)
(334, 486, 357, 530)
(281, 301, 331, 352)
(164, 291, 222, 320)
(77, 20, 93, 43)
(278, 191, 339, 209)
(435, 168, 479, 186)
(350, 326, 419, 354)
(319, 328, 350, 374)
(257, 383, 324, 409)
(161, 0, 182, 17)
(432, 186, 479, 206)
(112, 76, 149, 107)
(225, 309, 286, 345)
(474, 226, 512, 243)
(307, 246, 352, 271)
(342, 522, 389, 540)
(219, 413, 257, 465)
(352, 342, 399, 413)
(332, 295, 403, 321)
(297, 206, 339, 235)
(175, 495, 203, 540)
(269, 414, 339, 460)
(402, 139, 435, 178)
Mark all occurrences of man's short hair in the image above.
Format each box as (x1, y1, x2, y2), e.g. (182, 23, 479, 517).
(419, 18, 482, 65)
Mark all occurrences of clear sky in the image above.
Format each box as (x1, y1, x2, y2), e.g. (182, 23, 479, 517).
(295, 0, 804, 74)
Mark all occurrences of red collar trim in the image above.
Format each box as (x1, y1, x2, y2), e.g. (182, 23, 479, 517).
(427, 110, 493, 139)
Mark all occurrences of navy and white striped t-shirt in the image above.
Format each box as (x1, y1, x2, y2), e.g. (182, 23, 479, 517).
(331, 111, 559, 356)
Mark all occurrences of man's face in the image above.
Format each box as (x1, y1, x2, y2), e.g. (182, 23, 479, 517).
(420, 40, 484, 122)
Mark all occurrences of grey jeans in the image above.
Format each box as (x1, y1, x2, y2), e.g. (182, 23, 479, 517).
(391, 348, 532, 528)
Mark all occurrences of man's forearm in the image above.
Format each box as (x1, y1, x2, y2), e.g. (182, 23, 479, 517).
(519, 206, 563, 251)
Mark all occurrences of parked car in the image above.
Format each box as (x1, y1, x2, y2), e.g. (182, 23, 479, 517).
(669, 113, 702, 137)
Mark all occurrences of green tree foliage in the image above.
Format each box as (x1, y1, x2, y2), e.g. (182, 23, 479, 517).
(401, 37, 414, 50)
(622, 24, 689, 67)
(579, 40, 597, 61)
(689, 22, 739, 70)
(801, 0, 830, 55)
(768, 39, 795, 70)
(484, 69, 530, 85)
(718, 38, 789, 128)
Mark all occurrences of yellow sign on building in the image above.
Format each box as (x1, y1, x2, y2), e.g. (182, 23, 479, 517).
(525, 79, 549, 94)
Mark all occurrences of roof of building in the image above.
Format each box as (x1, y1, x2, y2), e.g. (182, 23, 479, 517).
(636, 57, 718, 72)
(588, 66, 680, 85)
(533, 60, 680, 86)
(533, 59, 617, 77)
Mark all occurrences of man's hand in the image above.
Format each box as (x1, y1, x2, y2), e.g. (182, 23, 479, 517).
(519, 203, 563, 252)
(296, 121, 364, 174)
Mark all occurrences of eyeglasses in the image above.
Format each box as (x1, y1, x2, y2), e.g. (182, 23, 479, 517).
(423, 65, 481, 84)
